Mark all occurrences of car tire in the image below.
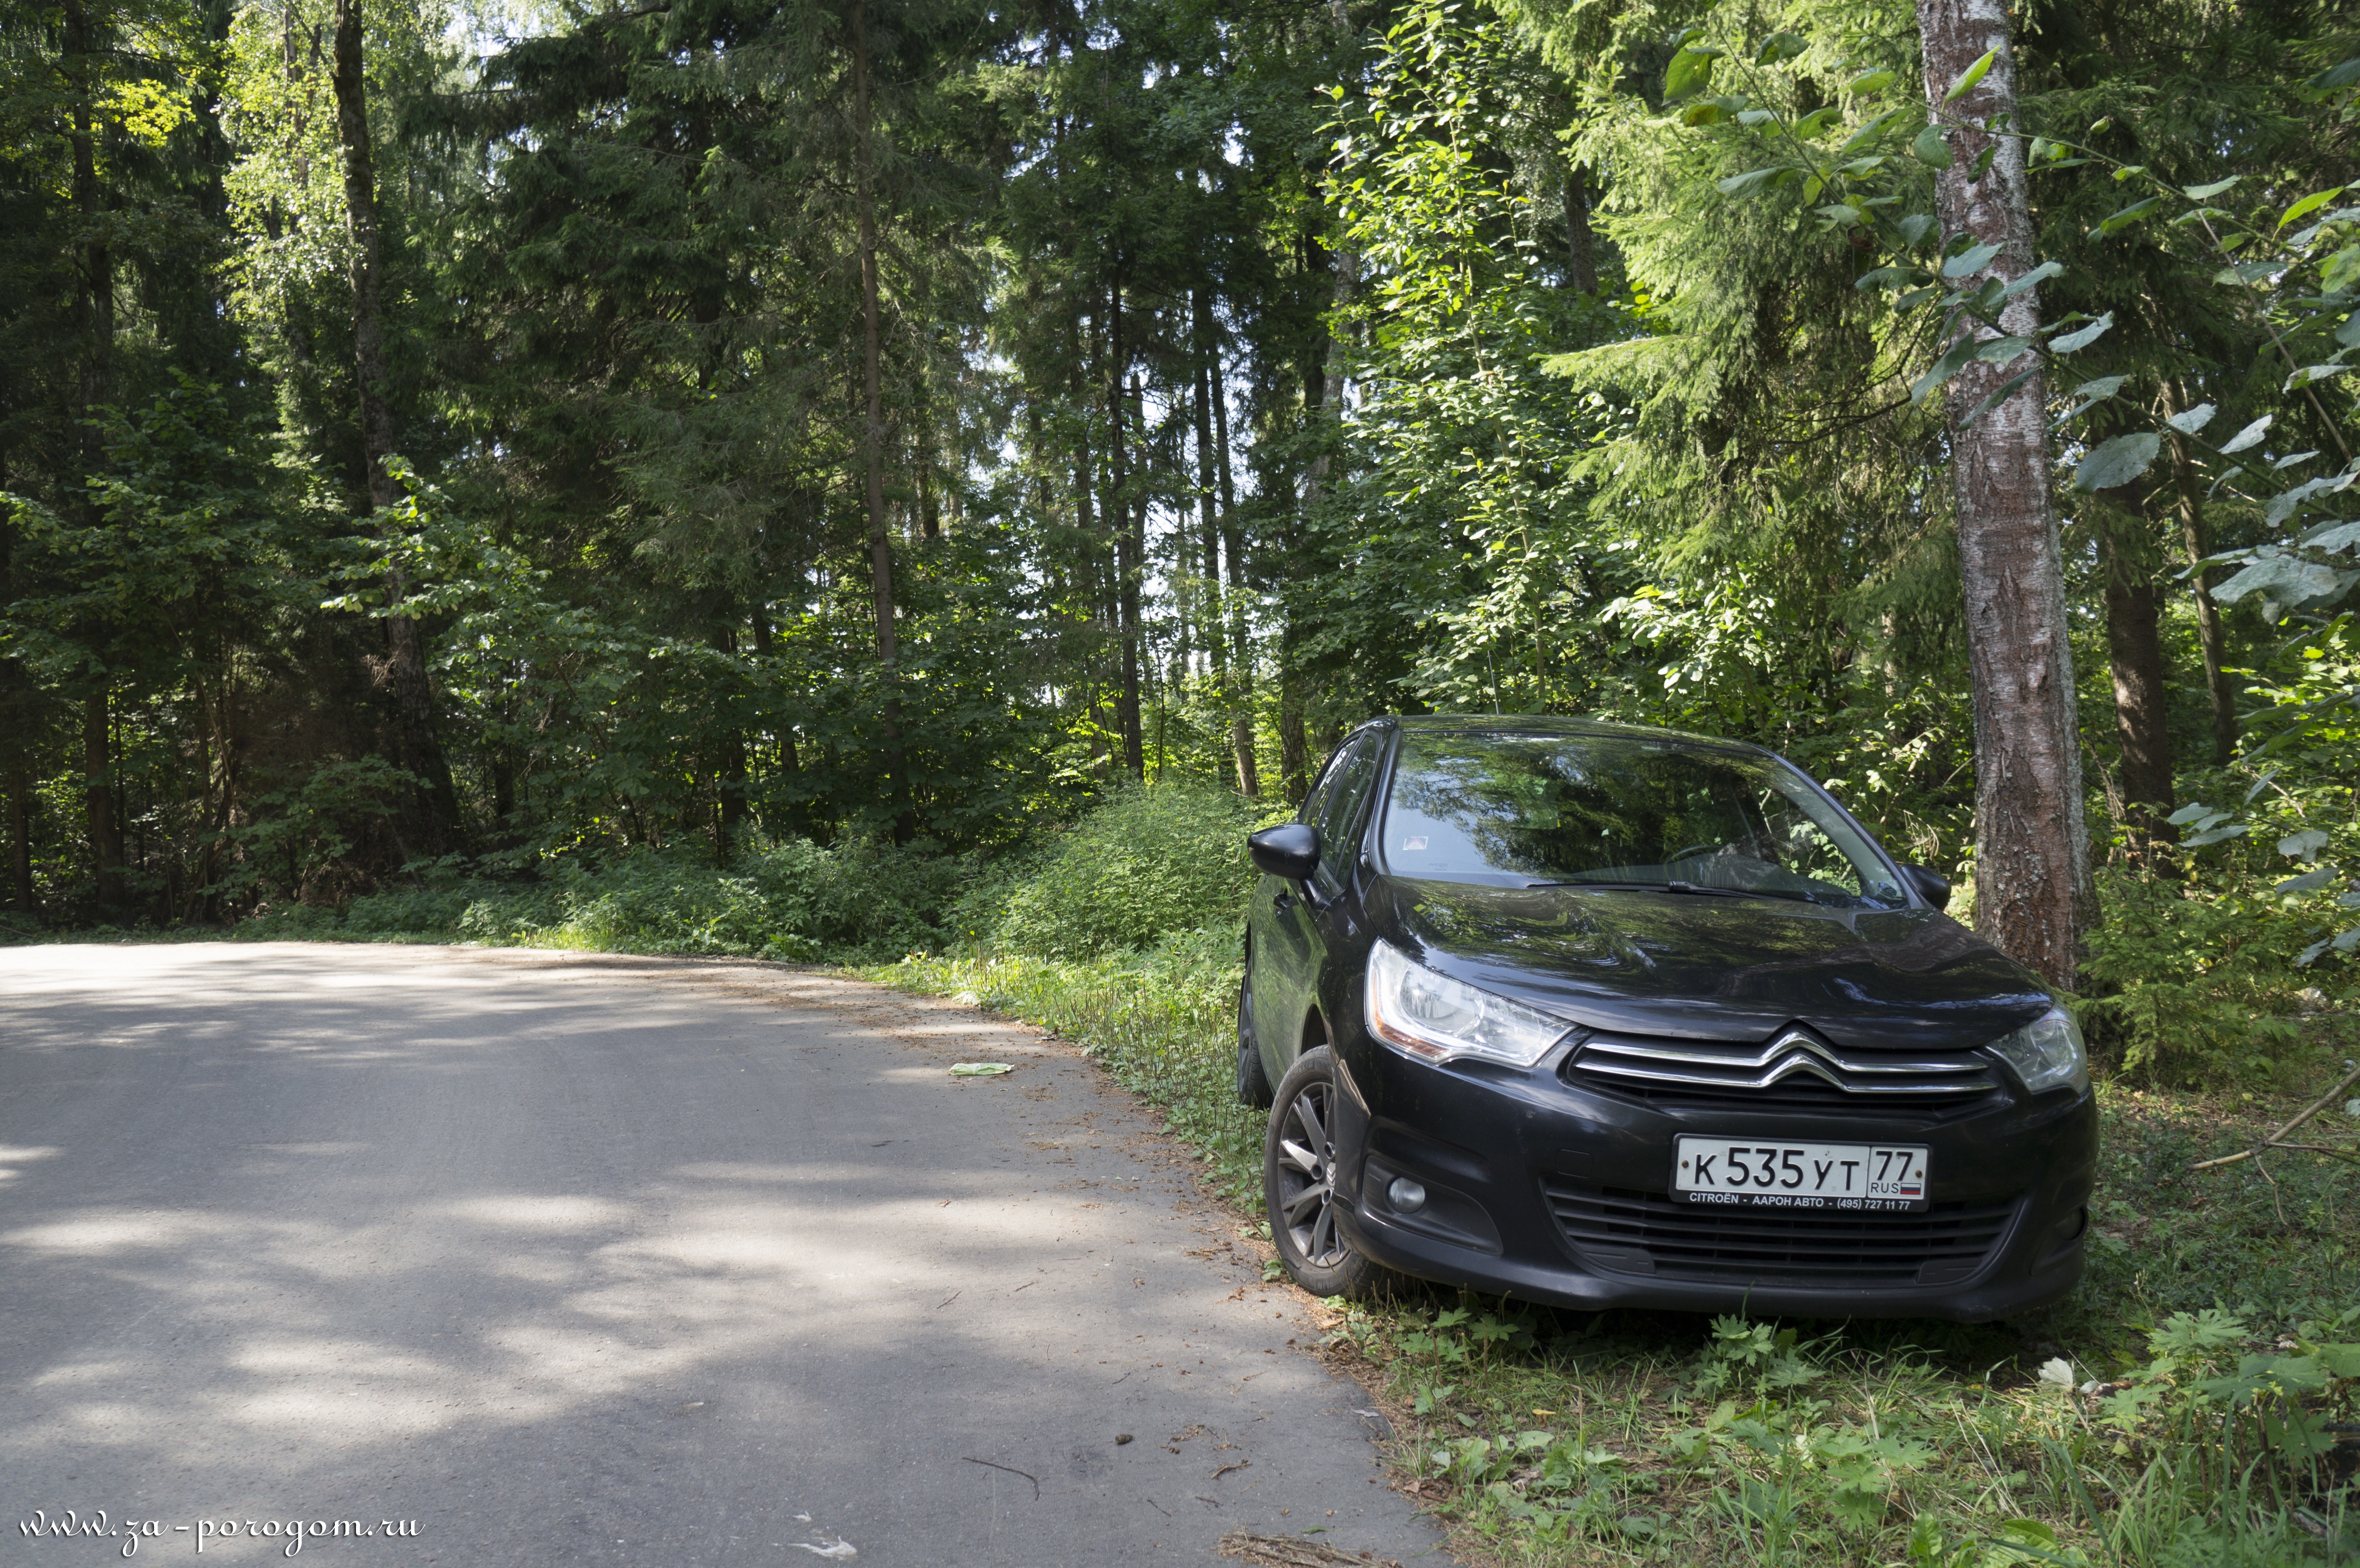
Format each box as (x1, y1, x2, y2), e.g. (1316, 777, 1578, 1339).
(1236, 974, 1273, 1109)
(1264, 1045, 1386, 1299)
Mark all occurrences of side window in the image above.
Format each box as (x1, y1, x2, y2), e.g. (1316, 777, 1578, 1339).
(1313, 732, 1384, 887)
(1298, 733, 1363, 828)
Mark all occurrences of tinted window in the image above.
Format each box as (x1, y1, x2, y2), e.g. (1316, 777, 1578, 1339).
(1312, 732, 1384, 878)
(1380, 731, 1903, 909)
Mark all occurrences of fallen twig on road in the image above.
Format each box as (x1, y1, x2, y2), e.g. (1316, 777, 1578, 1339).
(959, 1456, 1039, 1500)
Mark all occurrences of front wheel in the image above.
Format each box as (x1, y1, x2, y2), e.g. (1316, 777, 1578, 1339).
(1264, 1046, 1386, 1299)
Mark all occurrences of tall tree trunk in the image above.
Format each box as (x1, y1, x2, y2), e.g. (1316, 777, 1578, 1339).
(1192, 292, 1227, 685)
(1231, 719, 1260, 798)
(2099, 523, 2176, 857)
(1563, 162, 1597, 293)
(1070, 353, 1109, 771)
(2164, 384, 2237, 763)
(65, 0, 121, 905)
(332, 0, 456, 855)
(1304, 0, 1359, 500)
(1, 478, 32, 912)
(8, 765, 29, 914)
(1211, 339, 1246, 674)
(1914, 0, 2090, 987)
(849, 0, 912, 841)
(1279, 668, 1308, 803)
(84, 688, 122, 906)
(713, 625, 747, 863)
(65, 0, 111, 461)
(1106, 285, 1143, 779)
(917, 395, 940, 539)
(1203, 302, 1254, 794)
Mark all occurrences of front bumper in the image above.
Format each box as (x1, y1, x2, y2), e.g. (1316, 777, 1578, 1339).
(1327, 1034, 2096, 1323)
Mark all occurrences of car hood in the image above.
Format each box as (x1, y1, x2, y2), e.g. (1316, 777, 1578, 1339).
(1376, 876, 2052, 1053)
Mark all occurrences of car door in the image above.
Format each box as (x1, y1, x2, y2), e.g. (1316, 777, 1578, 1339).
(1253, 730, 1384, 1077)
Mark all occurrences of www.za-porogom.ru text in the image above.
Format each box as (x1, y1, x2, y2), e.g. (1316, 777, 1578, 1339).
(20, 1509, 420, 1556)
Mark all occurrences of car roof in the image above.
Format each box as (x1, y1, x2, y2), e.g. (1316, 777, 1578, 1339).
(1377, 713, 1773, 759)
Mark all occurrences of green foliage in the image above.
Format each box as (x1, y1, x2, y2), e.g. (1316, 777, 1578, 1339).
(974, 782, 1266, 959)
(2081, 866, 2319, 1078)
(2078, 614, 2360, 1078)
(234, 836, 968, 960)
(445, 839, 965, 961)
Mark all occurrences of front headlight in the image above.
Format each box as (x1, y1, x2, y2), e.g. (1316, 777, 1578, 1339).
(1364, 940, 1571, 1068)
(1986, 1007, 2089, 1095)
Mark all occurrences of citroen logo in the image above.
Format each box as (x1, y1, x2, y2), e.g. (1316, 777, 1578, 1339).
(1757, 1027, 1849, 1090)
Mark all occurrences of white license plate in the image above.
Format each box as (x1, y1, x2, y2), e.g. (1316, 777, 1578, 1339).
(1673, 1138, 1930, 1211)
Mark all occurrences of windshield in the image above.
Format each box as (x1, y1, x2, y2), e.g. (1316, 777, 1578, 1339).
(1379, 731, 1905, 909)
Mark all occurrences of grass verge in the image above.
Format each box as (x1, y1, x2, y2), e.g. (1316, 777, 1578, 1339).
(865, 945, 2360, 1568)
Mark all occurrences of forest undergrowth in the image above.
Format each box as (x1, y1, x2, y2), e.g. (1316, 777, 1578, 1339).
(24, 779, 2360, 1565)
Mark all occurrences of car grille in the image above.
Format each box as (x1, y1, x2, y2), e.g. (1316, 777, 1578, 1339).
(1542, 1179, 2020, 1286)
(1564, 1028, 2000, 1112)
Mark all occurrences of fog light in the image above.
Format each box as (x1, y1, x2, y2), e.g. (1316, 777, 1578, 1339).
(1388, 1176, 1428, 1213)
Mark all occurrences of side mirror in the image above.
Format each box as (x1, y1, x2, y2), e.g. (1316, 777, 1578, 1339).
(1249, 823, 1321, 882)
(1901, 864, 1952, 909)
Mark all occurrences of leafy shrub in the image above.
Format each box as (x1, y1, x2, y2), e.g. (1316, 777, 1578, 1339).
(2079, 866, 2322, 1080)
(342, 883, 487, 936)
(237, 836, 966, 960)
(443, 838, 964, 961)
(976, 781, 1264, 957)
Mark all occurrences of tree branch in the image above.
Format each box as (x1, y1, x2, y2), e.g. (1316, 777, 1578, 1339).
(2192, 1058, 2360, 1172)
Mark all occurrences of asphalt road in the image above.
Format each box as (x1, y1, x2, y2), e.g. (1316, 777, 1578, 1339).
(0, 943, 1453, 1567)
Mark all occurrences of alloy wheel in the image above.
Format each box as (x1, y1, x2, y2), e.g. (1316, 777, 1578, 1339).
(1274, 1078, 1347, 1267)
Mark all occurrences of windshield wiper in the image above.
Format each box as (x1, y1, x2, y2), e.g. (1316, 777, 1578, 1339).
(1524, 878, 1822, 905)
(1670, 880, 1825, 904)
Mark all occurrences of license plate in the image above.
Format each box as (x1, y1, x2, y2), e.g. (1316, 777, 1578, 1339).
(1673, 1138, 1929, 1211)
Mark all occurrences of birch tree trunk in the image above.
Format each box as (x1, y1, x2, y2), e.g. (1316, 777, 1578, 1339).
(1915, 0, 2092, 986)
(1209, 348, 1257, 796)
(332, 0, 456, 854)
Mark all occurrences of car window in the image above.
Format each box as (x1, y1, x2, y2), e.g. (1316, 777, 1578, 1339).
(1297, 745, 1346, 832)
(1379, 731, 1904, 909)
(1311, 732, 1384, 885)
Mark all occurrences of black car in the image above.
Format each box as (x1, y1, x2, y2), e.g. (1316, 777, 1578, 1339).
(1238, 716, 2095, 1323)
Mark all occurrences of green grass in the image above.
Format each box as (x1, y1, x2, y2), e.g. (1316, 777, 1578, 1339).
(864, 944, 2360, 1568)
(861, 929, 1265, 1205)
